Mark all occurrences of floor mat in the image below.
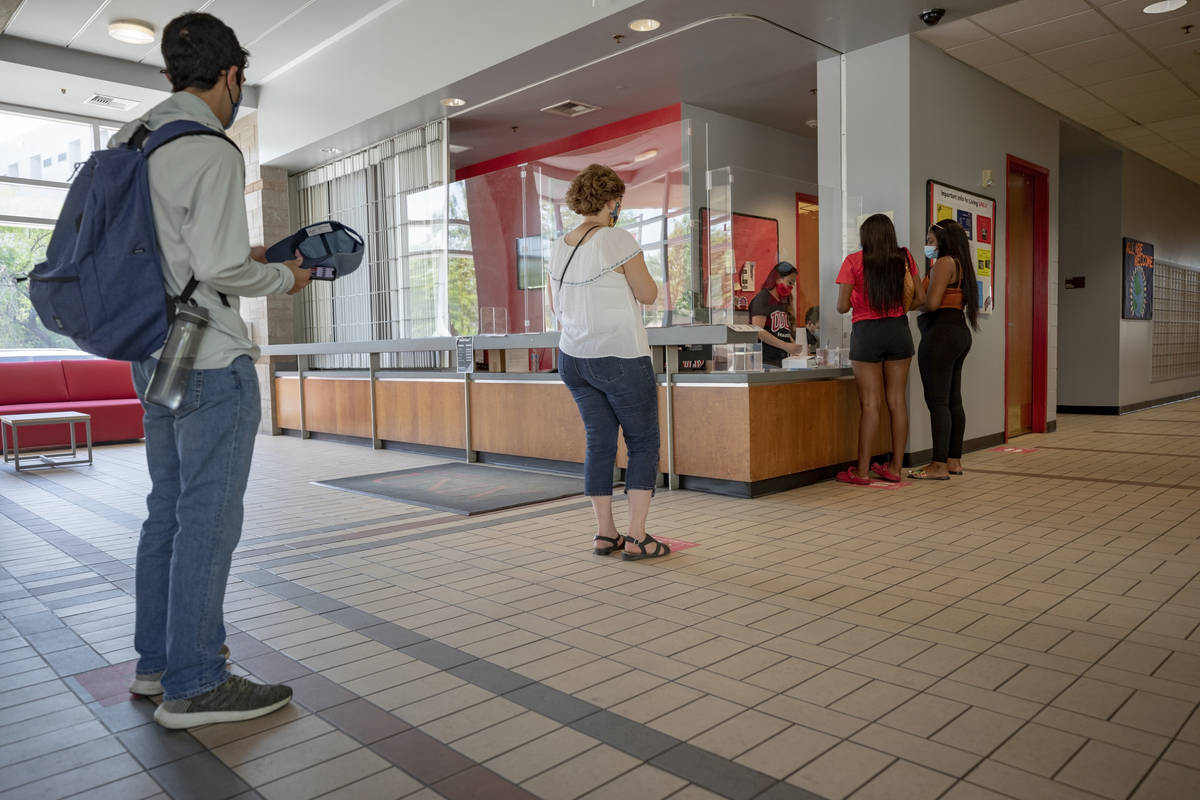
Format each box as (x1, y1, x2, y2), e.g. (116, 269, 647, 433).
(313, 462, 586, 515)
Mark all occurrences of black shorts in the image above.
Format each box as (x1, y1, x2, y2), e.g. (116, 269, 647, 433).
(850, 317, 914, 363)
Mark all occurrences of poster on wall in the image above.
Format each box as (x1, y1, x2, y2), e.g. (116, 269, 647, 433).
(927, 180, 996, 315)
(1122, 238, 1154, 320)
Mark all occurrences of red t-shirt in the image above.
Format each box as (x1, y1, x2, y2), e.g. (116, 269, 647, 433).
(836, 249, 918, 323)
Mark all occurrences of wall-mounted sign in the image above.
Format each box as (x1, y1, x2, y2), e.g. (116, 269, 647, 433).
(928, 180, 996, 315)
(456, 336, 474, 373)
(1122, 238, 1153, 320)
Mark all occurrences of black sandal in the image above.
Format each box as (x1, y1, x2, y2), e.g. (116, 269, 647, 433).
(622, 533, 671, 561)
(593, 533, 625, 556)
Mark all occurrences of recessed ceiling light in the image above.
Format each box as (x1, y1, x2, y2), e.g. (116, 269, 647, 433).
(628, 19, 661, 32)
(633, 149, 658, 162)
(108, 19, 155, 45)
(805, 119, 818, 128)
(440, 97, 466, 107)
(320, 147, 341, 154)
(1143, 0, 1188, 14)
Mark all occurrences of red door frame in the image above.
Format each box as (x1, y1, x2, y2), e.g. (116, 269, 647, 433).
(1004, 155, 1050, 438)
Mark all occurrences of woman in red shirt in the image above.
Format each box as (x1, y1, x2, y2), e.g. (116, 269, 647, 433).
(835, 214, 925, 486)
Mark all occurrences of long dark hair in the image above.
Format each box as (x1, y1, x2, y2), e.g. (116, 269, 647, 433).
(860, 214, 906, 313)
(929, 220, 980, 330)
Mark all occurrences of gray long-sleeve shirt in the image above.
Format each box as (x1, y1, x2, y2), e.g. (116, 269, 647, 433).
(111, 92, 295, 369)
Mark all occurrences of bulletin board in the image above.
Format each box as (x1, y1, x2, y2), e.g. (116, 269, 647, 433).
(928, 180, 996, 315)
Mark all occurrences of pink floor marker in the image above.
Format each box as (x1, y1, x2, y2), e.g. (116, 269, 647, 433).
(653, 535, 699, 551)
(989, 446, 1038, 454)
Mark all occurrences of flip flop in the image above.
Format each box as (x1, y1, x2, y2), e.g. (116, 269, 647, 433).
(837, 467, 872, 486)
(908, 470, 950, 481)
(870, 462, 902, 483)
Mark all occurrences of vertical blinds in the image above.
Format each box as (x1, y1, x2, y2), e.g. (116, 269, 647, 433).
(291, 120, 447, 368)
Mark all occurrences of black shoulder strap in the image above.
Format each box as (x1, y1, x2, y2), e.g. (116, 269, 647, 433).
(556, 226, 603, 289)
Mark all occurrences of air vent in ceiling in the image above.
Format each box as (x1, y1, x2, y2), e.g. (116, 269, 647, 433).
(84, 93, 139, 112)
(540, 99, 601, 118)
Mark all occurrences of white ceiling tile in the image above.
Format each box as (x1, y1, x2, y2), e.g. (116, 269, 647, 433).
(946, 36, 1026, 68)
(971, 0, 1091, 34)
(4, 0, 105, 47)
(1008, 72, 1080, 95)
(66, 0, 198, 62)
(204, 0, 316, 50)
(915, 18, 992, 50)
(1002, 10, 1119, 54)
(1089, 112, 1140, 130)
(1032, 86, 1103, 112)
(247, 0, 396, 81)
(1127, 9, 1200, 48)
(1057, 51, 1160, 85)
(1037, 33, 1141, 71)
(979, 56, 1056, 83)
(1089, 69, 1186, 101)
(1153, 39, 1200, 68)
(1109, 94, 1200, 123)
(1095, 0, 1194, 30)
(1147, 113, 1200, 133)
(1068, 99, 1124, 119)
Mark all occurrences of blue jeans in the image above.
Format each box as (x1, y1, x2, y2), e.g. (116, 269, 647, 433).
(130, 355, 260, 700)
(559, 352, 659, 495)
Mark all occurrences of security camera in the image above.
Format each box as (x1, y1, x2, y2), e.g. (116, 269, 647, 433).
(920, 8, 946, 26)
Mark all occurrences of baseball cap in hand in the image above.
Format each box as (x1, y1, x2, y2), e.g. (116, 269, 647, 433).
(265, 221, 364, 279)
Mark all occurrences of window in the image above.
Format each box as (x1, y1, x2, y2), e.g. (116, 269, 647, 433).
(0, 107, 118, 224)
(292, 120, 447, 368)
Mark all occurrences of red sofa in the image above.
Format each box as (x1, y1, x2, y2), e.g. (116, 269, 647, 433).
(0, 360, 144, 450)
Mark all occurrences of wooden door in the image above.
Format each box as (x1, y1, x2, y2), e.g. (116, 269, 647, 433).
(1006, 170, 1034, 436)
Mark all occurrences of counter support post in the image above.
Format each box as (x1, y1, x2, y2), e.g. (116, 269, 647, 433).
(297, 354, 310, 440)
(463, 374, 477, 463)
(369, 352, 381, 450)
(664, 346, 678, 491)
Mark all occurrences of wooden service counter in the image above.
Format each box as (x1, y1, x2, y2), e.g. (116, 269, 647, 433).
(266, 334, 891, 497)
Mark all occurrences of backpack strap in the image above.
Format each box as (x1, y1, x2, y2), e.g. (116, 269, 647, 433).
(136, 121, 239, 309)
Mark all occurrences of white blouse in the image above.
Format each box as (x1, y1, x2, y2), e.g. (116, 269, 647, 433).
(550, 227, 651, 359)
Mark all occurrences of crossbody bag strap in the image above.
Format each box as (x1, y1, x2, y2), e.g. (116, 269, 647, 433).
(556, 225, 603, 290)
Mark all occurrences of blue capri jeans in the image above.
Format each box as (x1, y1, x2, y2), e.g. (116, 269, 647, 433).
(558, 352, 660, 495)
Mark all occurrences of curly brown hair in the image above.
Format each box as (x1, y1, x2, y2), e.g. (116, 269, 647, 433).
(565, 164, 625, 215)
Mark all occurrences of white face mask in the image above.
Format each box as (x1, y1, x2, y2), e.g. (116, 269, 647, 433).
(924, 245, 939, 261)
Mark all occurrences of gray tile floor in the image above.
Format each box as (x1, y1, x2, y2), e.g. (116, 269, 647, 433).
(2, 406, 1200, 799)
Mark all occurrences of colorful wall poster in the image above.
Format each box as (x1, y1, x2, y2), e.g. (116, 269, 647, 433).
(956, 209, 974, 239)
(928, 180, 997, 315)
(977, 215, 992, 245)
(1122, 237, 1153, 320)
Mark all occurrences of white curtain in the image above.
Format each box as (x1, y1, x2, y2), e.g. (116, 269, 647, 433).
(291, 121, 446, 368)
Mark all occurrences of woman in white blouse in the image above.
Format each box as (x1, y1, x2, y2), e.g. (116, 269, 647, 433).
(550, 164, 669, 561)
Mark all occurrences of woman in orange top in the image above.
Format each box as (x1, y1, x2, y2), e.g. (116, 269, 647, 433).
(835, 214, 925, 486)
(909, 219, 980, 480)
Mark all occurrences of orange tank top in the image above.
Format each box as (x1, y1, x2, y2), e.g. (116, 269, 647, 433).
(922, 263, 965, 310)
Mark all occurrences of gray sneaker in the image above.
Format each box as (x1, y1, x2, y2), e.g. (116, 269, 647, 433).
(153, 674, 293, 729)
(129, 644, 231, 697)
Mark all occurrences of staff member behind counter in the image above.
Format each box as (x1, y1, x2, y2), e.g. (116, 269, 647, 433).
(749, 261, 806, 367)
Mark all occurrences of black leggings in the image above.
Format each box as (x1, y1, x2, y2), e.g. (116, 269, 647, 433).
(917, 309, 972, 463)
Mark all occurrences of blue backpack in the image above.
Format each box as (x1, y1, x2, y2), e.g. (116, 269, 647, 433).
(26, 121, 237, 361)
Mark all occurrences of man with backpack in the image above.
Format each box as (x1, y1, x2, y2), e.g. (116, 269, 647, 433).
(113, 12, 312, 728)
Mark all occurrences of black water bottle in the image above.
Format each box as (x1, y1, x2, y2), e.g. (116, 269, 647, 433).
(145, 303, 209, 410)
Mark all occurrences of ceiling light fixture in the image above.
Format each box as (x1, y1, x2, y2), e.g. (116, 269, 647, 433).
(805, 119, 818, 128)
(628, 19, 661, 32)
(108, 19, 155, 45)
(634, 149, 658, 162)
(440, 97, 466, 107)
(1143, 0, 1188, 14)
(320, 147, 341, 154)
